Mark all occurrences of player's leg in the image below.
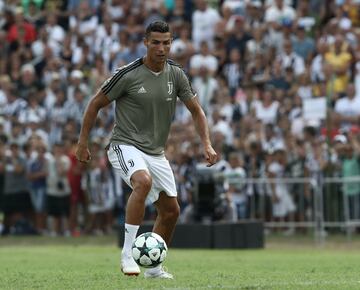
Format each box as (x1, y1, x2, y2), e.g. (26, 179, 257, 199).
(142, 153, 179, 279)
(142, 192, 178, 279)
(107, 145, 151, 276)
(152, 192, 180, 246)
(141, 152, 179, 245)
(126, 170, 152, 225)
(121, 172, 153, 275)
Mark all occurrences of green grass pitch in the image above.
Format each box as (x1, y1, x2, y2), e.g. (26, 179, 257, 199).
(0, 236, 360, 289)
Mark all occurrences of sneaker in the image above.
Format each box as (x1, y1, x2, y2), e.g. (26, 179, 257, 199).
(121, 253, 141, 276)
(144, 266, 173, 279)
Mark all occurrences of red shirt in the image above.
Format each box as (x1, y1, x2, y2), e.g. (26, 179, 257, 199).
(7, 22, 37, 44)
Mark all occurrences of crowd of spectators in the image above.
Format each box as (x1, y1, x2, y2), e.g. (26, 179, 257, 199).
(0, 0, 360, 236)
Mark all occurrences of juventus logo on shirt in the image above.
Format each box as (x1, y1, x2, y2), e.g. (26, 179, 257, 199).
(167, 81, 173, 95)
(128, 159, 135, 167)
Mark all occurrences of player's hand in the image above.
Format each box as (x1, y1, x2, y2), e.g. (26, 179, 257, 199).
(204, 144, 218, 167)
(76, 143, 91, 163)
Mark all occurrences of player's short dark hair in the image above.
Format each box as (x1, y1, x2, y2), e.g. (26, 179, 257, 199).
(145, 21, 170, 38)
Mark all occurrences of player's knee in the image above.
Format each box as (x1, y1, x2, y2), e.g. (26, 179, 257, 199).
(132, 173, 152, 196)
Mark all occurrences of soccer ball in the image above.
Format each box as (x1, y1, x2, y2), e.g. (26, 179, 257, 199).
(132, 232, 167, 268)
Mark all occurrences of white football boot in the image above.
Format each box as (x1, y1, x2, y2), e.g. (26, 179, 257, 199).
(144, 266, 173, 279)
(121, 252, 141, 276)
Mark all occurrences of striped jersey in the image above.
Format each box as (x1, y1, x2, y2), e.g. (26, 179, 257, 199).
(101, 58, 195, 155)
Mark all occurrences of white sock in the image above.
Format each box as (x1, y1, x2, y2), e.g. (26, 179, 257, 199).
(122, 223, 139, 256)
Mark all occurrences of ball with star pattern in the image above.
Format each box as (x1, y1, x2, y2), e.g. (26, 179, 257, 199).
(131, 232, 168, 268)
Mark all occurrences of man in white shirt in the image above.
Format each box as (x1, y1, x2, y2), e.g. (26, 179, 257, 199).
(265, 0, 296, 24)
(311, 40, 328, 83)
(334, 83, 360, 130)
(276, 40, 305, 76)
(45, 13, 65, 44)
(192, 0, 221, 50)
(192, 66, 219, 116)
(190, 41, 218, 77)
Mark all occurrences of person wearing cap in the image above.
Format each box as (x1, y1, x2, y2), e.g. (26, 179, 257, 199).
(67, 69, 89, 102)
(17, 64, 45, 101)
(76, 21, 217, 278)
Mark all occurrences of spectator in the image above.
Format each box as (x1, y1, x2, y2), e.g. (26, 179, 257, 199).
(291, 24, 315, 62)
(27, 142, 48, 234)
(311, 40, 328, 83)
(66, 137, 86, 236)
(192, 0, 221, 50)
(222, 48, 243, 97)
(324, 34, 352, 96)
(66, 69, 89, 102)
(6, 7, 36, 47)
(225, 15, 252, 59)
(224, 152, 248, 220)
(17, 64, 45, 101)
(69, 1, 98, 46)
(245, 26, 271, 63)
(46, 142, 71, 237)
(192, 66, 219, 116)
(251, 88, 279, 125)
(94, 15, 120, 70)
(64, 88, 88, 125)
(2, 143, 32, 235)
(18, 91, 46, 124)
(276, 39, 305, 76)
(0, 0, 358, 233)
(337, 133, 360, 221)
(82, 152, 114, 235)
(334, 83, 360, 130)
(267, 145, 296, 232)
(190, 41, 218, 77)
(265, 0, 296, 25)
(113, 34, 146, 68)
(296, 72, 313, 100)
(45, 12, 65, 46)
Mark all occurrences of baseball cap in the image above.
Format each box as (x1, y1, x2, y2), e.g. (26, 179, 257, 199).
(70, 70, 83, 79)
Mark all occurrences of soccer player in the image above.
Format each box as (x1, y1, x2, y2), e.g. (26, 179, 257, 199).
(76, 21, 218, 278)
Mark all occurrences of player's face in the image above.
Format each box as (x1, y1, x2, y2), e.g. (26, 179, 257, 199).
(145, 32, 172, 63)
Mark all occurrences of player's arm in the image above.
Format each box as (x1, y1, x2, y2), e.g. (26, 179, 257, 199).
(76, 90, 111, 162)
(183, 96, 218, 167)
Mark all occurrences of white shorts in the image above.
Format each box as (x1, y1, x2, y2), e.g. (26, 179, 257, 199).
(107, 144, 177, 203)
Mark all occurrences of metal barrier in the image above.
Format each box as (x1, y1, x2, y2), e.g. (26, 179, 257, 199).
(197, 175, 360, 244)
